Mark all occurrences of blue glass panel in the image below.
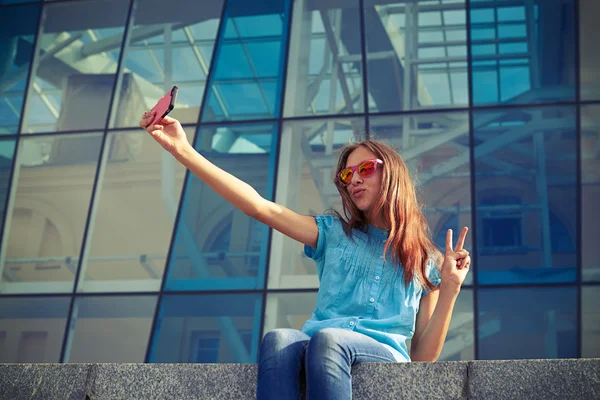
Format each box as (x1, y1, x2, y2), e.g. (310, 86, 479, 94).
(23, 0, 130, 133)
(149, 293, 262, 363)
(201, 0, 291, 122)
(582, 286, 600, 357)
(0, 139, 16, 241)
(478, 287, 577, 359)
(165, 123, 278, 291)
(580, 0, 600, 100)
(470, 0, 576, 106)
(581, 105, 600, 282)
(112, 0, 225, 128)
(370, 111, 473, 285)
(66, 296, 157, 362)
(0, 296, 69, 363)
(473, 106, 577, 285)
(0, 3, 40, 134)
(364, 0, 468, 113)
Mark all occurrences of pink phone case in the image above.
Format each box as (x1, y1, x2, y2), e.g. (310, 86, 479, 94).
(150, 86, 178, 125)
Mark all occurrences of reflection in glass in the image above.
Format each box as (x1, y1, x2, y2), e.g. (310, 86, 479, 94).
(473, 106, 577, 285)
(0, 4, 41, 134)
(580, 0, 600, 100)
(370, 111, 472, 284)
(165, 123, 277, 291)
(268, 118, 364, 289)
(66, 295, 156, 362)
(470, 0, 575, 106)
(582, 105, 600, 282)
(149, 293, 262, 363)
(438, 289, 474, 361)
(478, 286, 577, 359)
(201, 0, 291, 122)
(0, 133, 103, 293)
(21, 0, 130, 133)
(264, 292, 317, 334)
(0, 297, 69, 363)
(111, 0, 225, 128)
(364, 0, 468, 112)
(0, 140, 16, 240)
(582, 286, 600, 357)
(284, 0, 364, 117)
(79, 129, 195, 292)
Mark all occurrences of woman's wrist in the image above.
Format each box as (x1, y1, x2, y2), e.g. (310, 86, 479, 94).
(439, 281, 461, 298)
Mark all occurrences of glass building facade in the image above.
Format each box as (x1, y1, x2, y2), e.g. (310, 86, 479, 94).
(0, 0, 598, 363)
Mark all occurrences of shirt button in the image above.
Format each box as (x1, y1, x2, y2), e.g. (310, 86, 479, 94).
(375, 276, 380, 281)
(349, 321, 355, 326)
(369, 298, 375, 303)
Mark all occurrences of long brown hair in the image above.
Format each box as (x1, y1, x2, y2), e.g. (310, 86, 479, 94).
(333, 140, 442, 290)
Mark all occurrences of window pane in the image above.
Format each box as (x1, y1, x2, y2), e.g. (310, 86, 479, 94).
(364, 0, 468, 112)
(0, 296, 69, 363)
(470, 0, 576, 106)
(21, 0, 130, 133)
(582, 105, 600, 282)
(0, 140, 16, 239)
(110, 0, 225, 128)
(284, 0, 364, 117)
(268, 118, 364, 289)
(149, 293, 262, 363)
(473, 106, 577, 285)
(370, 111, 473, 285)
(582, 286, 600, 358)
(264, 292, 316, 333)
(66, 295, 156, 362)
(0, 133, 103, 294)
(165, 123, 277, 291)
(478, 286, 577, 359)
(201, 0, 291, 122)
(77, 129, 195, 292)
(0, 4, 41, 134)
(580, 0, 600, 100)
(439, 289, 474, 361)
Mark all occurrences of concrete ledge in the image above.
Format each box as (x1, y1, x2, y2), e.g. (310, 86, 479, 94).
(0, 359, 598, 399)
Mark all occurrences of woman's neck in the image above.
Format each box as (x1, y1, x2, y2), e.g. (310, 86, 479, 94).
(367, 213, 389, 230)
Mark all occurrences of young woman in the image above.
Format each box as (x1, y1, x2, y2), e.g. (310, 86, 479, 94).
(140, 112, 471, 400)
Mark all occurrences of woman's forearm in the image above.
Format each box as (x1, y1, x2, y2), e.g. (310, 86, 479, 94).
(173, 143, 267, 217)
(410, 285, 459, 362)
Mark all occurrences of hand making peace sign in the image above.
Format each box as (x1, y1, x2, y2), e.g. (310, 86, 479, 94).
(440, 227, 471, 294)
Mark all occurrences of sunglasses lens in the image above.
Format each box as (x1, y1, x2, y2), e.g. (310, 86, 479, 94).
(358, 160, 376, 177)
(339, 168, 352, 184)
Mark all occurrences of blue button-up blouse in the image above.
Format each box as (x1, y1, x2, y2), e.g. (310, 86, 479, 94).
(301, 215, 441, 362)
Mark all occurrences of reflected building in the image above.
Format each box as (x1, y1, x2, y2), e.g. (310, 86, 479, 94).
(0, 0, 598, 364)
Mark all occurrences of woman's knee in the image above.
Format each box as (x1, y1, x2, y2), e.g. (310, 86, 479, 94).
(307, 328, 347, 356)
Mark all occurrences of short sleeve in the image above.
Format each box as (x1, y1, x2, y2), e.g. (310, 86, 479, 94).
(422, 258, 441, 297)
(303, 215, 334, 262)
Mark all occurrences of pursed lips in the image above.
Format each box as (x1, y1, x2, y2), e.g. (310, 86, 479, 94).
(352, 188, 366, 197)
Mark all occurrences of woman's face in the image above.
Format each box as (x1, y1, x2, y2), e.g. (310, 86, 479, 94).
(344, 147, 383, 214)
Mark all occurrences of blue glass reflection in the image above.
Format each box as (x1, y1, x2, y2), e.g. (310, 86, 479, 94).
(164, 123, 278, 291)
(478, 287, 577, 359)
(474, 106, 577, 285)
(0, 139, 15, 239)
(201, 0, 291, 122)
(149, 293, 262, 363)
(470, 0, 576, 105)
(0, 4, 40, 134)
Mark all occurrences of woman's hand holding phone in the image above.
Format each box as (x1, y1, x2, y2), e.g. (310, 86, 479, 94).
(139, 112, 191, 156)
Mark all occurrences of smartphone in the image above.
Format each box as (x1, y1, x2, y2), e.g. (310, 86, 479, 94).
(150, 85, 178, 126)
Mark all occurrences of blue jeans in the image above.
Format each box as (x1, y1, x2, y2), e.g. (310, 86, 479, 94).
(256, 328, 397, 400)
